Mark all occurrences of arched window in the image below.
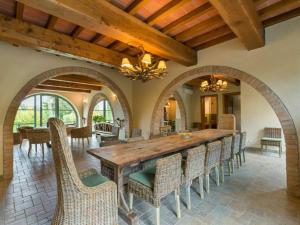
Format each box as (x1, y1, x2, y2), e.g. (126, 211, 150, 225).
(14, 94, 78, 131)
(93, 100, 113, 123)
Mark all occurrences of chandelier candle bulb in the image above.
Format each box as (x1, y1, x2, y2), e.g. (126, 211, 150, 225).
(142, 54, 152, 65)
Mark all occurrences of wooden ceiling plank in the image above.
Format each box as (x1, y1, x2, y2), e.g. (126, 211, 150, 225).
(175, 16, 225, 42)
(15, 2, 24, 20)
(147, 0, 190, 25)
(126, 0, 151, 15)
(51, 75, 103, 86)
(71, 26, 84, 37)
(46, 15, 58, 29)
(0, 14, 136, 67)
(209, 0, 265, 50)
(17, 0, 197, 66)
(35, 85, 91, 93)
(162, 2, 213, 34)
(195, 33, 236, 50)
(259, 0, 300, 21)
(42, 80, 102, 91)
(263, 7, 300, 27)
(185, 25, 232, 47)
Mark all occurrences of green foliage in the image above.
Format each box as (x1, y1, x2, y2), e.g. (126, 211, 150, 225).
(93, 114, 106, 123)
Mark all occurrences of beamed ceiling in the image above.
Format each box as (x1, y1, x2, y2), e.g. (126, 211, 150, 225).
(0, 0, 299, 67)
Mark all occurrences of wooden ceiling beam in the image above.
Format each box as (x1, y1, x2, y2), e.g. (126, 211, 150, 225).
(162, 2, 213, 34)
(209, 0, 265, 50)
(259, 0, 300, 21)
(146, 0, 190, 25)
(185, 25, 232, 47)
(263, 7, 300, 27)
(17, 0, 197, 66)
(0, 14, 136, 67)
(15, 2, 24, 20)
(46, 15, 58, 29)
(175, 16, 225, 42)
(195, 33, 236, 50)
(126, 0, 151, 15)
(35, 85, 91, 93)
(51, 75, 103, 86)
(42, 80, 102, 91)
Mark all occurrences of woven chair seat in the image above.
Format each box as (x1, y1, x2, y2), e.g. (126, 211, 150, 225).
(81, 172, 109, 187)
(129, 167, 156, 189)
(261, 137, 281, 142)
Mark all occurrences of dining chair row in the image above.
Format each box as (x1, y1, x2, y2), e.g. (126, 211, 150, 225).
(127, 132, 247, 225)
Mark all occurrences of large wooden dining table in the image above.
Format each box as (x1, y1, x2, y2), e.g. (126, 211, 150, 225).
(87, 129, 234, 225)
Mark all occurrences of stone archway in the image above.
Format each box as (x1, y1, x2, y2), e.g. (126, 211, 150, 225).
(3, 66, 132, 179)
(150, 65, 300, 196)
(87, 93, 116, 128)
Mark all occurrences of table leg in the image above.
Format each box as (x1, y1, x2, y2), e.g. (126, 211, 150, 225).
(113, 166, 139, 225)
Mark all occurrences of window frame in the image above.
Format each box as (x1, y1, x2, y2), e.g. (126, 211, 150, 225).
(93, 99, 114, 123)
(14, 93, 79, 130)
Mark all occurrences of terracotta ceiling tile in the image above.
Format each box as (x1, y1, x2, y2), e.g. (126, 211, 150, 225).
(53, 18, 77, 35)
(136, 0, 171, 21)
(0, 0, 15, 17)
(157, 0, 207, 28)
(23, 5, 48, 27)
(77, 29, 97, 42)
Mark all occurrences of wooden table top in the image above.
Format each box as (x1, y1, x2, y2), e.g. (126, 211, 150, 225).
(87, 129, 234, 167)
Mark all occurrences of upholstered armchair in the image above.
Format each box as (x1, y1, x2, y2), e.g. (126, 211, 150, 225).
(48, 118, 118, 225)
(70, 126, 92, 148)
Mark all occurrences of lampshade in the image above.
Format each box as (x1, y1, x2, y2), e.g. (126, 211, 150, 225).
(142, 53, 152, 65)
(121, 58, 132, 68)
(222, 81, 228, 87)
(217, 79, 223, 86)
(158, 60, 167, 69)
(201, 81, 208, 87)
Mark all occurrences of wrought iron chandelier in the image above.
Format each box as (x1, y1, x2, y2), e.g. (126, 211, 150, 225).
(200, 75, 228, 92)
(120, 46, 167, 82)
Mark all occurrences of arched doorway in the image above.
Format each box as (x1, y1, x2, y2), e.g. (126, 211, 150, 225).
(3, 66, 132, 179)
(87, 93, 116, 128)
(150, 65, 299, 196)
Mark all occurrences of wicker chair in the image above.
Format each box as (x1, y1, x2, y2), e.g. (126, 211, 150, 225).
(131, 128, 142, 138)
(128, 154, 182, 225)
(18, 126, 34, 149)
(204, 141, 222, 193)
(261, 127, 282, 157)
(231, 133, 241, 173)
(70, 126, 92, 148)
(181, 145, 206, 209)
(220, 136, 233, 183)
(26, 128, 50, 158)
(239, 132, 247, 165)
(218, 114, 236, 131)
(48, 118, 118, 225)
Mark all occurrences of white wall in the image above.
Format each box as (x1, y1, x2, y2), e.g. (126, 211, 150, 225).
(241, 82, 285, 150)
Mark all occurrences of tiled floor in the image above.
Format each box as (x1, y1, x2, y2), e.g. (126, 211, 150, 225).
(0, 138, 299, 225)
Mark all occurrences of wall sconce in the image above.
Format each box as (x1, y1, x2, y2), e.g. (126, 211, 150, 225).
(83, 97, 88, 104)
(112, 93, 117, 99)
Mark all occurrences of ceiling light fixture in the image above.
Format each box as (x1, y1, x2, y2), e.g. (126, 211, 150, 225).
(200, 75, 228, 92)
(120, 46, 167, 82)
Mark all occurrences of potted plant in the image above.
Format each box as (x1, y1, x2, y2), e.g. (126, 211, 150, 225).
(93, 115, 106, 124)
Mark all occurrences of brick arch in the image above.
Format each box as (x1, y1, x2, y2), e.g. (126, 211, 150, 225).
(3, 66, 132, 179)
(151, 65, 300, 196)
(87, 93, 116, 128)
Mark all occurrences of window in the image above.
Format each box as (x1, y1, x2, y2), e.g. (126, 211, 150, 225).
(93, 100, 113, 123)
(14, 94, 78, 131)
